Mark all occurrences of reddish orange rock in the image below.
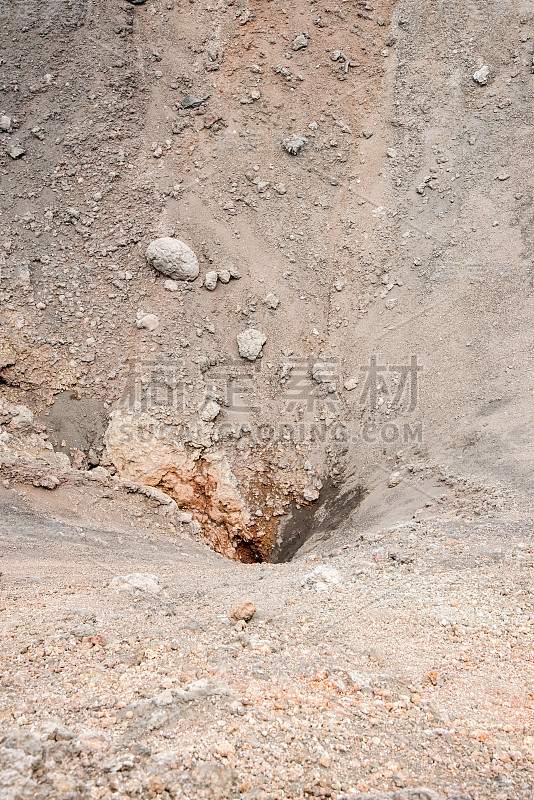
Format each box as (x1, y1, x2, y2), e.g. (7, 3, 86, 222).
(228, 601, 256, 622)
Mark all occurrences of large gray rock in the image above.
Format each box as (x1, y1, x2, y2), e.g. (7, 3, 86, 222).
(237, 329, 267, 361)
(145, 237, 199, 281)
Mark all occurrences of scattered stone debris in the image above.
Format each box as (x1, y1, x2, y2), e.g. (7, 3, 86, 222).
(0, 2, 531, 796)
(330, 50, 352, 73)
(145, 237, 199, 281)
(237, 328, 267, 361)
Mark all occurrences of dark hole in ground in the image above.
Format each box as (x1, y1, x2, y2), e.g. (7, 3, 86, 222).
(235, 538, 267, 564)
(271, 477, 365, 563)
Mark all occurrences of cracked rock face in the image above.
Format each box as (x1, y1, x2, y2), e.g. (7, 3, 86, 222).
(103, 411, 311, 562)
(104, 411, 254, 560)
(145, 238, 199, 281)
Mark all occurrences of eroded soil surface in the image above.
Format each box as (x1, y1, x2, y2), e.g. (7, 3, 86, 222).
(0, 0, 533, 796)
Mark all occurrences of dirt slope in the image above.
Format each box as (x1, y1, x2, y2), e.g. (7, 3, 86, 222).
(0, 1, 533, 795)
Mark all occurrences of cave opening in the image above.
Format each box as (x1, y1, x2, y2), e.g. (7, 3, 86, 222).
(169, 475, 366, 564)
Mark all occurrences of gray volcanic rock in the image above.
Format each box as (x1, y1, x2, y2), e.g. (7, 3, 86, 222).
(237, 329, 267, 361)
(145, 238, 199, 281)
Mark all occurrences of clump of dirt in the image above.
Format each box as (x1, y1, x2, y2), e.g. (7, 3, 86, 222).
(36, 390, 108, 468)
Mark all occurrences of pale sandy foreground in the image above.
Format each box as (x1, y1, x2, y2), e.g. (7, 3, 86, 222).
(0, 483, 533, 800)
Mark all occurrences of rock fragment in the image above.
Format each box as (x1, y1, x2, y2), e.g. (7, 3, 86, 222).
(218, 269, 231, 284)
(110, 573, 161, 595)
(312, 361, 337, 391)
(200, 400, 221, 422)
(0, 115, 12, 132)
(136, 312, 159, 331)
(39, 720, 75, 741)
(228, 601, 256, 622)
(237, 328, 266, 361)
(181, 679, 231, 700)
(292, 34, 309, 51)
(146, 237, 199, 281)
(388, 471, 403, 488)
(282, 134, 307, 156)
(302, 565, 342, 590)
(33, 475, 60, 490)
(181, 93, 210, 109)
(473, 65, 490, 85)
(228, 265, 242, 279)
(263, 292, 279, 310)
(204, 271, 218, 291)
(303, 485, 320, 501)
(7, 143, 25, 159)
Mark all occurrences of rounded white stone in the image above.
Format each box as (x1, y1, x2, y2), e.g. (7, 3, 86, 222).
(145, 237, 199, 281)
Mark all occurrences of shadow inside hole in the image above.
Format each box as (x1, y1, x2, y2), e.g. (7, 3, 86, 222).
(271, 477, 365, 563)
